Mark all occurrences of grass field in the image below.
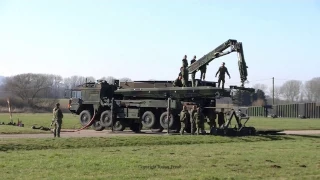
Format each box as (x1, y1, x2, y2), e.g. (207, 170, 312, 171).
(0, 113, 320, 134)
(0, 135, 319, 179)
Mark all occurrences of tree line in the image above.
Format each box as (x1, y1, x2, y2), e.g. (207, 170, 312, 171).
(0, 73, 132, 111)
(234, 77, 320, 106)
(0, 73, 319, 111)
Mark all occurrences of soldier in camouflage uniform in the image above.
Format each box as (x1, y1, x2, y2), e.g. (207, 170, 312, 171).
(180, 55, 189, 87)
(173, 75, 183, 87)
(215, 62, 230, 89)
(181, 67, 189, 87)
(200, 64, 207, 81)
(190, 105, 197, 135)
(182, 55, 188, 67)
(217, 108, 225, 128)
(180, 105, 190, 135)
(190, 56, 197, 87)
(52, 103, 63, 138)
(193, 107, 205, 135)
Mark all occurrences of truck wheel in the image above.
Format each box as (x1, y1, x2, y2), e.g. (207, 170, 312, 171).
(100, 110, 112, 127)
(141, 111, 156, 128)
(159, 112, 174, 129)
(130, 123, 142, 133)
(113, 120, 125, 131)
(79, 110, 92, 126)
(92, 120, 105, 131)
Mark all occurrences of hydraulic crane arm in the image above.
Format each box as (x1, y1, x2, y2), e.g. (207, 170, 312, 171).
(187, 39, 248, 87)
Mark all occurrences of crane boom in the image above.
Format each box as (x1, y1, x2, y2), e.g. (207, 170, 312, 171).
(187, 39, 249, 87)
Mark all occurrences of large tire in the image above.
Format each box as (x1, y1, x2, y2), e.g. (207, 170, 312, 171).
(130, 123, 142, 133)
(79, 110, 92, 126)
(141, 111, 156, 128)
(159, 112, 175, 129)
(100, 110, 112, 127)
(113, 120, 126, 131)
(92, 120, 105, 131)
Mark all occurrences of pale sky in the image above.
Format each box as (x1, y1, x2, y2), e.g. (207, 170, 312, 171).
(1, 0, 319, 89)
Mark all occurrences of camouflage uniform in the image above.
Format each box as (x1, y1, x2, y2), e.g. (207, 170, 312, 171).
(182, 56, 188, 68)
(217, 110, 225, 128)
(52, 103, 63, 137)
(190, 56, 197, 87)
(193, 108, 205, 135)
(173, 76, 183, 87)
(207, 111, 217, 128)
(215, 63, 230, 89)
(180, 106, 190, 135)
(190, 106, 197, 135)
(200, 65, 207, 81)
(181, 67, 189, 87)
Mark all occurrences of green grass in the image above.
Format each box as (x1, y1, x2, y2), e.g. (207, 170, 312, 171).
(0, 135, 319, 179)
(0, 113, 319, 134)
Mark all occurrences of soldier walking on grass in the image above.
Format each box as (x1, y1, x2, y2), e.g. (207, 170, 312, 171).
(215, 62, 231, 89)
(52, 103, 63, 138)
(180, 105, 190, 135)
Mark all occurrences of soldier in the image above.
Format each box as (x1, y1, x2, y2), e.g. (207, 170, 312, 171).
(217, 108, 225, 128)
(194, 107, 205, 135)
(182, 55, 188, 68)
(215, 62, 230, 89)
(173, 75, 183, 87)
(180, 105, 190, 135)
(200, 64, 207, 81)
(180, 66, 189, 87)
(190, 105, 197, 135)
(190, 56, 197, 87)
(52, 103, 63, 138)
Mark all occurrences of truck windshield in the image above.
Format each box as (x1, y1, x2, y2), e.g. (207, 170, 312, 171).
(71, 91, 81, 99)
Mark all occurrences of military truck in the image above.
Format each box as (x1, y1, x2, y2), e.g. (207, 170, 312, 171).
(66, 39, 256, 134)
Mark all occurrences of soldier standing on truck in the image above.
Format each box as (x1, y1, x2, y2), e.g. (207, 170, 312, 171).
(190, 56, 197, 87)
(200, 64, 207, 81)
(181, 66, 189, 87)
(182, 55, 188, 68)
(52, 103, 63, 138)
(194, 107, 205, 135)
(180, 105, 190, 135)
(215, 62, 230, 89)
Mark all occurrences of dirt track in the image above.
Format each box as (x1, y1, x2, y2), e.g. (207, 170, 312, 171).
(0, 129, 320, 139)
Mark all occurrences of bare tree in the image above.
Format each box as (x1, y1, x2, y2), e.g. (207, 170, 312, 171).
(100, 76, 116, 84)
(4, 73, 59, 106)
(119, 77, 132, 82)
(63, 76, 95, 89)
(268, 85, 282, 100)
(280, 80, 302, 102)
(304, 77, 320, 102)
(253, 83, 268, 92)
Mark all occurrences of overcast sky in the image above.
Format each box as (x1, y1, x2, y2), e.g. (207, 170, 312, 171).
(1, 0, 319, 89)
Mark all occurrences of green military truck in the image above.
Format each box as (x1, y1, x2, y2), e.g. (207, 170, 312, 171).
(67, 79, 228, 133)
